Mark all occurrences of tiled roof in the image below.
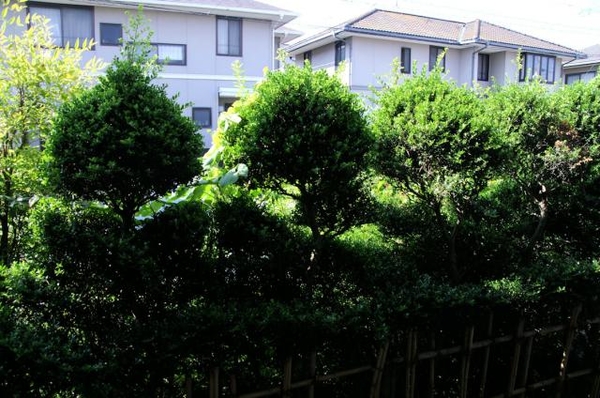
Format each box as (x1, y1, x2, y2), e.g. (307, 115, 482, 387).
(476, 20, 576, 54)
(290, 9, 577, 56)
(564, 55, 600, 68)
(348, 10, 463, 43)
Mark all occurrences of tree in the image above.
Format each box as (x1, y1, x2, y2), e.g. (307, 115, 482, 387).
(0, 0, 102, 264)
(371, 65, 499, 282)
(1, 11, 211, 395)
(48, 11, 202, 227)
(485, 79, 595, 266)
(221, 64, 372, 256)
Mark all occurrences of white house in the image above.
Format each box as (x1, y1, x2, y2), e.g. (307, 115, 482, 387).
(285, 9, 580, 97)
(563, 44, 600, 84)
(10, 0, 296, 147)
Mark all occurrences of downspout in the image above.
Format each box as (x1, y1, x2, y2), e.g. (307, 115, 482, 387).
(271, 22, 276, 70)
(469, 20, 488, 86)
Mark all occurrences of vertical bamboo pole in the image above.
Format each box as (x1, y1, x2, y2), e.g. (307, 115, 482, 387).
(282, 356, 293, 398)
(308, 350, 317, 398)
(556, 303, 582, 398)
(460, 325, 475, 398)
(479, 312, 494, 398)
(507, 318, 525, 397)
(209, 367, 219, 398)
(428, 331, 436, 398)
(405, 329, 418, 398)
(516, 336, 534, 398)
(229, 374, 237, 397)
(592, 322, 600, 398)
(370, 340, 390, 398)
(185, 374, 193, 398)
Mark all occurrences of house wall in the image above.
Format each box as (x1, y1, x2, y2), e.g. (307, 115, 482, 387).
(303, 35, 472, 95)
(92, 7, 274, 146)
(8, 3, 278, 147)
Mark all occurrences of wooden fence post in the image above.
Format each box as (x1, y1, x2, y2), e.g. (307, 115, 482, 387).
(556, 303, 582, 398)
(428, 331, 436, 398)
(209, 367, 219, 398)
(507, 318, 525, 397)
(308, 350, 317, 398)
(591, 321, 600, 398)
(185, 374, 193, 398)
(405, 329, 418, 398)
(230, 374, 237, 397)
(516, 335, 534, 398)
(460, 325, 475, 398)
(282, 356, 292, 398)
(479, 312, 494, 398)
(370, 340, 390, 398)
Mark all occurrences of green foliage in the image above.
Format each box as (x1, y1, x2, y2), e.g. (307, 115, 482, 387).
(49, 40, 202, 225)
(485, 79, 600, 266)
(0, 0, 102, 264)
(371, 66, 500, 281)
(222, 63, 372, 239)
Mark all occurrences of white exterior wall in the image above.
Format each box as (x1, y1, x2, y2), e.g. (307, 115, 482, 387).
(9, 4, 278, 147)
(92, 7, 274, 146)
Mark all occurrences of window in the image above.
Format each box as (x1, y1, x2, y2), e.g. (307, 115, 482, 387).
(28, 3, 93, 47)
(335, 41, 346, 67)
(429, 46, 446, 71)
(519, 53, 556, 83)
(151, 43, 186, 65)
(217, 17, 242, 56)
(100, 23, 122, 46)
(478, 53, 489, 81)
(565, 71, 596, 84)
(303, 51, 312, 64)
(193, 108, 212, 129)
(400, 47, 411, 74)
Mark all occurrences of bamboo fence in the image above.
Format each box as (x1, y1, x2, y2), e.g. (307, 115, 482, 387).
(188, 303, 600, 397)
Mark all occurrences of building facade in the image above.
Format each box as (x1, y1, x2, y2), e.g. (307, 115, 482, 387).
(285, 10, 580, 98)
(10, 0, 295, 147)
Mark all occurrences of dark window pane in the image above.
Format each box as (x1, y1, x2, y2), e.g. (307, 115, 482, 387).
(335, 41, 345, 67)
(429, 46, 445, 71)
(478, 53, 489, 81)
(217, 17, 242, 56)
(100, 23, 122, 46)
(401, 47, 411, 74)
(193, 108, 212, 128)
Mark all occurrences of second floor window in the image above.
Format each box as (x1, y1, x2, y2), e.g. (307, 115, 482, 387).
(29, 3, 93, 47)
(151, 43, 186, 65)
(217, 17, 242, 56)
(304, 50, 312, 64)
(100, 23, 122, 46)
(478, 53, 489, 81)
(335, 41, 346, 68)
(519, 53, 556, 83)
(429, 46, 446, 71)
(401, 47, 411, 74)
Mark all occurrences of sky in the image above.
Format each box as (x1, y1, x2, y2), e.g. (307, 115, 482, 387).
(262, 0, 600, 51)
